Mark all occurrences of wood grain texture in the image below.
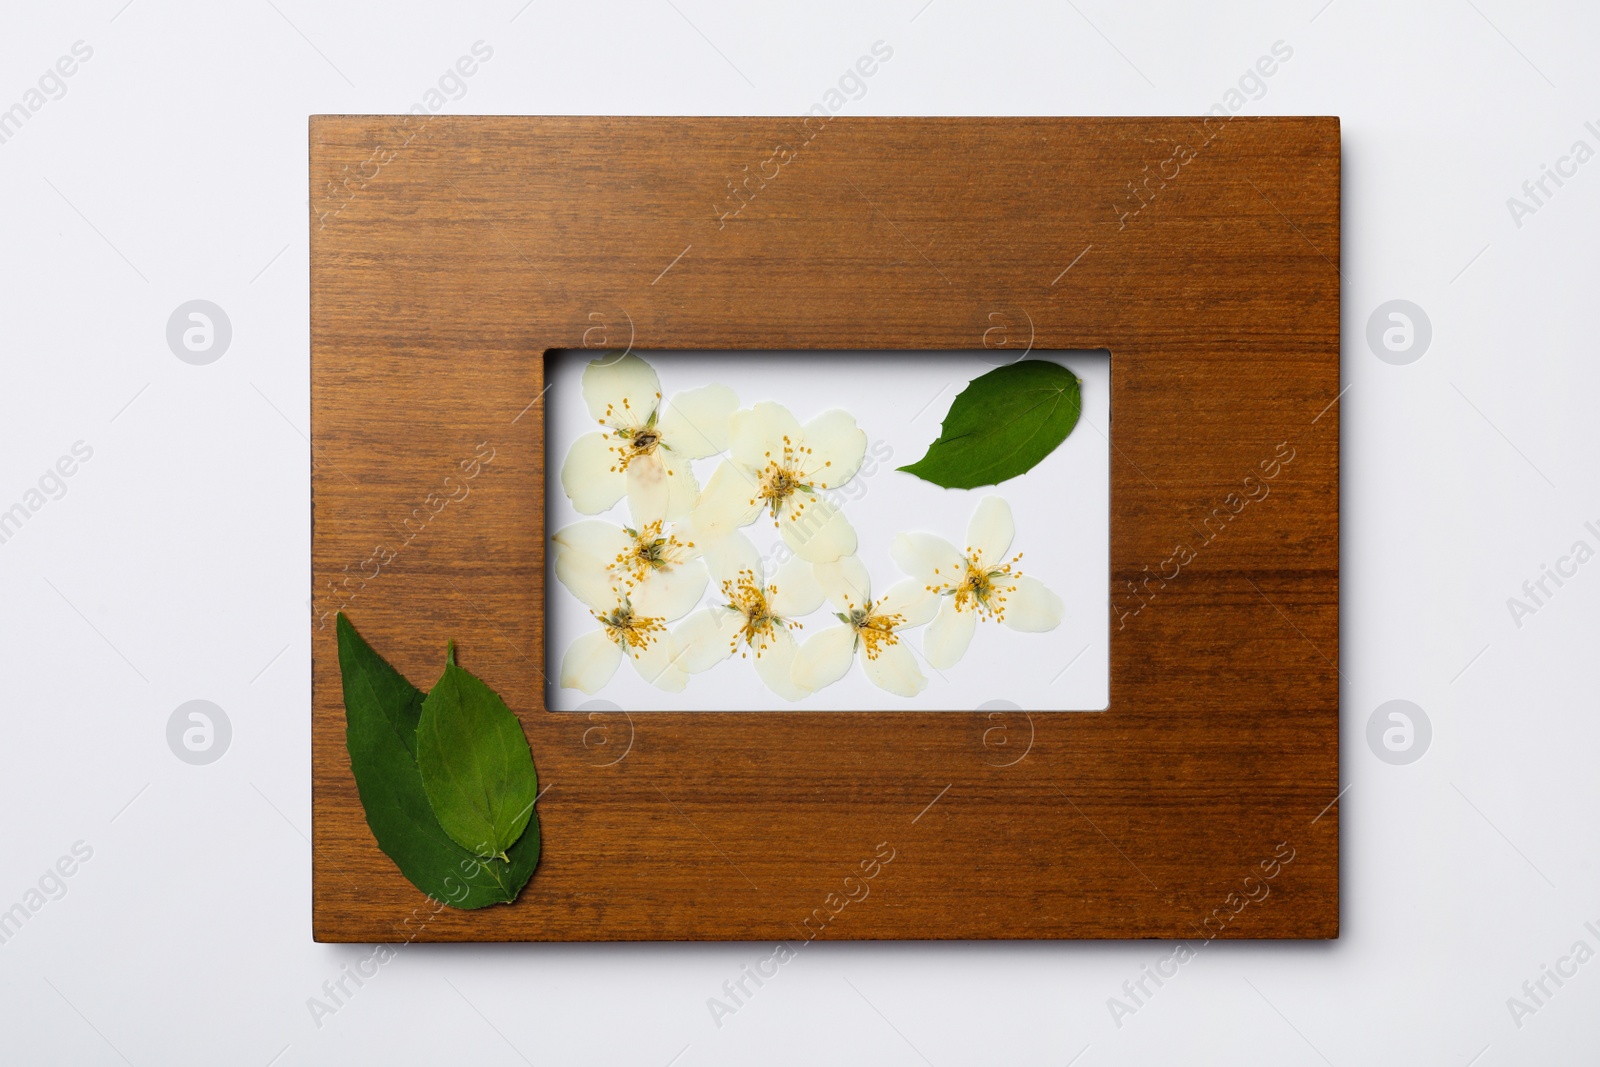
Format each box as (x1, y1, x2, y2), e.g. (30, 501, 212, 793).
(309, 116, 1340, 941)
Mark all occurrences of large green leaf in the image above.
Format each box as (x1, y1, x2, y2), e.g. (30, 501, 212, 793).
(336, 615, 539, 909)
(898, 361, 1083, 489)
(416, 643, 540, 862)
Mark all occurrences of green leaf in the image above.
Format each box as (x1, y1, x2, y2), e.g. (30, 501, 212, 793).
(897, 361, 1083, 489)
(337, 615, 540, 909)
(416, 642, 540, 863)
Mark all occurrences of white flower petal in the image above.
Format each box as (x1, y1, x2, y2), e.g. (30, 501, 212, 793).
(704, 530, 764, 587)
(659, 384, 738, 459)
(670, 607, 741, 674)
(554, 550, 621, 614)
(560, 432, 627, 514)
(624, 482, 669, 529)
(779, 493, 857, 563)
(623, 453, 670, 526)
(791, 624, 858, 693)
(560, 630, 622, 693)
(655, 666, 689, 692)
(1001, 575, 1064, 632)
(890, 532, 967, 588)
(769, 557, 824, 618)
(729, 401, 805, 469)
(581, 352, 660, 428)
(629, 634, 687, 691)
(861, 639, 926, 698)
(552, 520, 633, 570)
(660, 447, 701, 520)
(877, 579, 939, 629)
(967, 495, 1015, 566)
(801, 410, 867, 488)
(753, 627, 808, 701)
(813, 555, 872, 615)
(923, 598, 977, 669)
(670, 525, 705, 563)
(691, 461, 763, 544)
(631, 558, 708, 622)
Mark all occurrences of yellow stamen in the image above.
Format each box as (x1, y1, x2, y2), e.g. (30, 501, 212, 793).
(600, 397, 664, 474)
(722, 568, 802, 658)
(612, 521, 694, 587)
(848, 602, 905, 661)
(945, 551, 1024, 622)
(596, 602, 665, 656)
(747, 433, 834, 524)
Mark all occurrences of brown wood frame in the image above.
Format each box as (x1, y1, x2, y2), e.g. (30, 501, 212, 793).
(310, 116, 1340, 942)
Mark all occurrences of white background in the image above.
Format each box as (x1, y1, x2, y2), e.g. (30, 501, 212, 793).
(545, 350, 1110, 711)
(2, 1, 1598, 1064)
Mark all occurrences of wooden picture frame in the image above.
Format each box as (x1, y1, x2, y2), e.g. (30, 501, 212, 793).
(310, 115, 1340, 942)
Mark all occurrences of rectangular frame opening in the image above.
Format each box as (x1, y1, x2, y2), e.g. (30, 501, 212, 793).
(543, 349, 1110, 711)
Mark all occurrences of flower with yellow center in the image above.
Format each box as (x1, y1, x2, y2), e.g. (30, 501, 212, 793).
(552, 511, 707, 626)
(692, 401, 867, 563)
(790, 556, 937, 697)
(611, 519, 695, 586)
(559, 352, 738, 520)
(668, 532, 823, 700)
(890, 496, 1063, 670)
(557, 542, 693, 694)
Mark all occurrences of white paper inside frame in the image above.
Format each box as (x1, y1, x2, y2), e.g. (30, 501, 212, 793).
(543, 350, 1110, 712)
